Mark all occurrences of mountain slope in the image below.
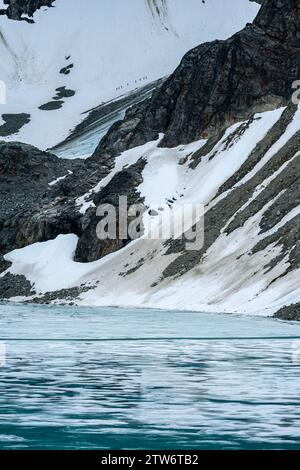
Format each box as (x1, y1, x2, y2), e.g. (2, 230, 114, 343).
(0, 0, 259, 149)
(3, 104, 298, 316)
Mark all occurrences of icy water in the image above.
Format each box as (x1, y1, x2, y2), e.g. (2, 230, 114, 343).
(0, 303, 300, 450)
(53, 113, 123, 160)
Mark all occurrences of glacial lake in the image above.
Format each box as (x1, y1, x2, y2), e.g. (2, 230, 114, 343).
(0, 303, 300, 450)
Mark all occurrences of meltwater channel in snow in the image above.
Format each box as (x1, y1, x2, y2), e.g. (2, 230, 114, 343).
(0, 303, 300, 450)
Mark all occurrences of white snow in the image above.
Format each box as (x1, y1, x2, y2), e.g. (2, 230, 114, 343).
(219, 146, 299, 235)
(265, 204, 300, 237)
(237, 105, 300, 186)
(0, 0, 260, 150)
(76, 107, 284, 216)
(76, 135, 165, 214)
(48, 170, 73, 186)
(139, 108, 285, 210)
(8, 193, 296, 315)
(3, 234, 93, 292)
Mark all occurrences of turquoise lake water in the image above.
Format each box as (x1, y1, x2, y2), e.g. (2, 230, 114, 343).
(0, 303, 300, 450)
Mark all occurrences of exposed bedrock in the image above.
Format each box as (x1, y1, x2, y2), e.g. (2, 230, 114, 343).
(162, 104, 300, 280)
(275, 303, 300, 321)
(0, 142, 83, 263)
(93, 0, 300, 158)
(1, 0, 55, 20)
(74, 159, 146, 263)
(0, 140, 146, 270)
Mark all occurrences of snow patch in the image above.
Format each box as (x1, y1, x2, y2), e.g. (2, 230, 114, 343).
(4, 234, 90, 292)
(48, 170, 73, 186)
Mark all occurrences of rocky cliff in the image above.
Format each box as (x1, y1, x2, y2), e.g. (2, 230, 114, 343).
(93, 0, 300, 156)
(0, 0, 55, 20)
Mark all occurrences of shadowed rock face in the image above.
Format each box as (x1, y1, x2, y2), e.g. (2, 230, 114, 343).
(275, 303, 300, 321)
(0, 83, 162, 267)
(0, 142, 82, 262)
(0, 114, 31, 137)
(254, 0, 300, 47)
(75, 159, 146, 263)
(162, 104, 300, 279)
(1, 0, 55, 20)
(93, 0, 300, 156)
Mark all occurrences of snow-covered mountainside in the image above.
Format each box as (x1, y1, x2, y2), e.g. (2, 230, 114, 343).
(0, 0, 299, 319)
(0, 0, 259, 149)
(3, 104, 299, 316)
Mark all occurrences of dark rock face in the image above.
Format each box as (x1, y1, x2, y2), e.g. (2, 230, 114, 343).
(1, 0, 55, 20)
(254, 0, 300, 47)
(59, 64, 74, 75)
(162, 104, 300, 281)
(38, 87, 76, 111)
(0, 114, 31, 137)
(54, 87, 75, 100)
(0, 140, 147, 270)
(275, 303, 300, 321)
(75, 159, 146, 263)
(0, 272, 34, 299)
(54, 78, 164, 155)
(24, 285, 92, 305)
(0, 79, 161, 271)
(0, 142, 83, 260)
(39, 101, 64, 111)
(93, 0, 300, 155)
(0, 142, 72, 217)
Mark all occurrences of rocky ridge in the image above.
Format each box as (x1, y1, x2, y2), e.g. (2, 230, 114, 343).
(93, 0, 300, 157)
